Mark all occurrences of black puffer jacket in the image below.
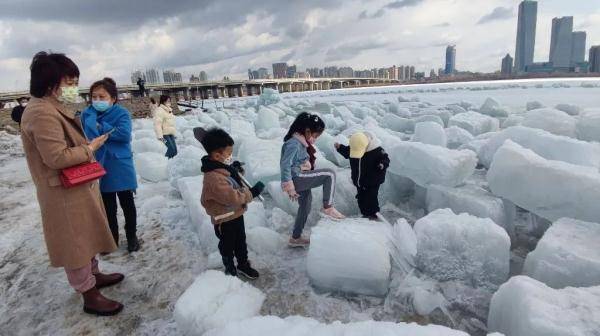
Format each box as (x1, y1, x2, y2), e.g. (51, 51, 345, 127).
(337, 144, 389, 187)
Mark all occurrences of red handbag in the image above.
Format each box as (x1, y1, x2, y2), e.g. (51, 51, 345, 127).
(60, 162, 106, 188)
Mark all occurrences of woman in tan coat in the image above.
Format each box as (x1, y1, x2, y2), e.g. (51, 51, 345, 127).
(20, 51, 126, 316)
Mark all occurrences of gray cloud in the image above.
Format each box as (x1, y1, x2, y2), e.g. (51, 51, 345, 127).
(477, 6, 513, 24)
(359, 0, 424, 20)
(384, 0, 424, 9)
(432, 22, 451, 28)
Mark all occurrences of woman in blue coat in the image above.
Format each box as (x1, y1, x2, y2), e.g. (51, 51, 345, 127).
(82, 77, 141, 252)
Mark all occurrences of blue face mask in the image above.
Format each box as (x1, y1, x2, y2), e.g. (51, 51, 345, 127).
(92, 100, 111, 112)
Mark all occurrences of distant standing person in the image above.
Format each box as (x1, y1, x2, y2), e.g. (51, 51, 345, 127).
(153, 94, 177, 158)
(20, 51, 124, 316)
(136, 77, 145, 97)
(11, 97, 29, 126)
(81, 77, 141, 252)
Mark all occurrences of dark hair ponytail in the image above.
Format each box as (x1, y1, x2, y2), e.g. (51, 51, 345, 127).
(283, 112, 326, 141)
(89, 77, 118, 102)
(159, 94, 170, 105)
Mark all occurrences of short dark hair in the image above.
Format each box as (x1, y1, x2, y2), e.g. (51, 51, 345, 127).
(200, 128, 234, 154)
(159, 94, 170, 105)
(90, 77, 118, 102)
(29, 51, 79, 98)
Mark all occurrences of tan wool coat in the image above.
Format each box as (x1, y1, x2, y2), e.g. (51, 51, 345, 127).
(201, 168, 253, 225)
(20, 96, 117, 269)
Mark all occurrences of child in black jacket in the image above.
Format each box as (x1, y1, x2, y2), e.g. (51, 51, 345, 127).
(335, 131, 390, 220)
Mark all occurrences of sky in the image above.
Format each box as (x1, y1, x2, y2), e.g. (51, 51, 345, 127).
(0, 0, 599, 92)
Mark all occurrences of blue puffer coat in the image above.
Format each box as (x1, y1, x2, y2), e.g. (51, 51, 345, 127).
(81, 104, 137, 193)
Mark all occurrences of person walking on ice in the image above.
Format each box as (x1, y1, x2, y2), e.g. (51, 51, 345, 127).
(335, 131, 389, 220)
(280, 112, 345, 248)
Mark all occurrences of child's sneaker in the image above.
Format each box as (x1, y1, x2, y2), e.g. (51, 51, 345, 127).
(237, 261, 259, 280)
(321, 206, 346, 220)
(288, 236, 310, 248)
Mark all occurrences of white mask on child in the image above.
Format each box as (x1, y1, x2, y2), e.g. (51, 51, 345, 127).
(223, 155, 233, 165)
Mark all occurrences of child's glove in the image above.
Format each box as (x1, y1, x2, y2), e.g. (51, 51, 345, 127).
(231, 161, 245, 175)
(281, 181, 299, 201)
(250, 181, 265, 198)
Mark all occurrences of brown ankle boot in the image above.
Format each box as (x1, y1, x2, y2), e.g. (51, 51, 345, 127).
(94, 272, 125, 289)
(82, 287, 123, 316)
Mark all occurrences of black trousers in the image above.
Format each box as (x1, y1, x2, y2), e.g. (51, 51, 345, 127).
(356, 185, 381, 217)
(214, 216, 248, 264)
(101, 190, 137, 245)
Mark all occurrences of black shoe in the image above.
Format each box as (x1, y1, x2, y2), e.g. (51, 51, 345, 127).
(127, 237, 142, 252)
(237, 261, 259, 280)
(223, 257, 238, 276)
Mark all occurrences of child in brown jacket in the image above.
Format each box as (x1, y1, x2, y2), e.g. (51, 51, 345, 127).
(198, 128, 265, 278)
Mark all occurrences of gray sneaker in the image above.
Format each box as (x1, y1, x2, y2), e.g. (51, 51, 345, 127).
(288, 236, 310, 248)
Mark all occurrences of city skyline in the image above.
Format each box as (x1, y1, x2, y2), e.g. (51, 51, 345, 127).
(1, 0, 600, 91)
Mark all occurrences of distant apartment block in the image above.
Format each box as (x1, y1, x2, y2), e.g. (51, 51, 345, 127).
(515, 0, 537, 72)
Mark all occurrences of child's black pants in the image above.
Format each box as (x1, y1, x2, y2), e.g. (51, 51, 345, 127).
(214, 216, 248, 264)
(356, 185, 380, 217)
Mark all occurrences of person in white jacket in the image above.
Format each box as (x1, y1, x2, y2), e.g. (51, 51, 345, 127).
(153, 95, 178, 158)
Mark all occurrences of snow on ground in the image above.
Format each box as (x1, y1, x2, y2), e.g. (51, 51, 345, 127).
(1, 78, 600, 336)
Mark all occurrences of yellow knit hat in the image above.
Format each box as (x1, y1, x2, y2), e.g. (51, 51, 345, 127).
(349, 132, 369, 158)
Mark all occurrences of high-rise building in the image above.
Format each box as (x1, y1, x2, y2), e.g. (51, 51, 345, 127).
(571, 31, 587, 65)
(515, 0, 537, 72)
(438, 68, 444, 77)
(409, 66, 415, 79)
(338, 67, 354, 77)
(590, 46, 600, 73)
(323, 66, 338, 78)
(199, 71, 208, 81)
(549, 16, 574, 68)
(399, 65, 405, 80)
(286, 65, 297, 78)
(429, 69, 437, 78)
(163, 70, 177, 83)
(174, 72, 182, 83)
(404, 66, 410, 80)
(272, 63, 288, 79)
(190, 74, 200, 82)
(145, 68, 160, 84)
(257, 68, 269, 79)
(501, 54, 514, 75)
(131, 70, 145, 84)
(445, 45, 456, 75)
(248, 69, 254, 80)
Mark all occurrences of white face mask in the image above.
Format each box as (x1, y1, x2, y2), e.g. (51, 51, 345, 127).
(223, 155, 233, 165)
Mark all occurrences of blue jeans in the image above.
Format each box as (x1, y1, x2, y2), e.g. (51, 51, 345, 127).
(164, 135, 178, 159)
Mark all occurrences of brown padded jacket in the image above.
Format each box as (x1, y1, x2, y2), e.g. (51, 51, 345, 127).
(201, 168, 253, 225)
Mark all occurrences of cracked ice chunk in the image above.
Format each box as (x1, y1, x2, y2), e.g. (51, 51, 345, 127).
(523, 218, 600, 289)
(412, 122, 447, 147)
(254, 106, 280, 132)
(479, 126, 600, 169)
(426, 184, 515, 238)
(307, 218, 392, 296)
(576, 108, 600, 142)
(389, 142, 477, 187)
(205, 315, 469, 336)
(448, 112, 499, 136)
(479, 97, 509, 118)
(174, 270, 265, 336)
(487, 275, 600, 336)
(445, 126, 474, 149)
(237, 137, 281, 184)
(177, 176, 217, 252)
(487, 141, 600, 223)
(521, 108, 577, 138)
(415, 209, 510, 286)
(134, 152, 168, 182)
